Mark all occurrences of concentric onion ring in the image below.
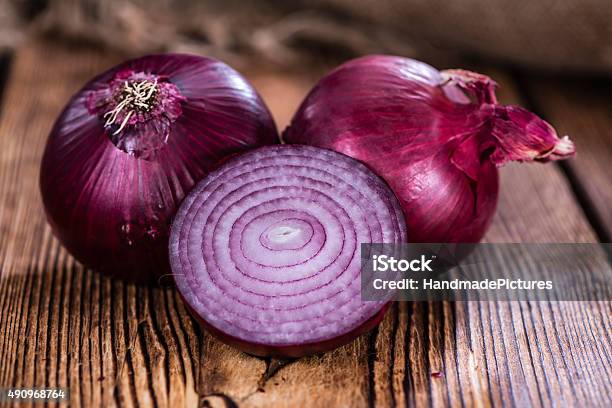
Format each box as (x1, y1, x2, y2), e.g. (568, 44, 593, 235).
(170, 145, 407, 357)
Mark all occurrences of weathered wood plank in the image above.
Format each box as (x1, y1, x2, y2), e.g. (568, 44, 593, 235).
(0, 40, 202, 408)
(0, 39, 610, 408)
(200, 66, 611, 407)
(356, 67, 610, 408)
(523, 76, 612, 241)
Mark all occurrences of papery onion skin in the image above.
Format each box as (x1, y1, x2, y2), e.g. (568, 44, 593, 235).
(284, 56, 575, 243)
(40, 54, 278, 282)
(170, 145, 406, 357)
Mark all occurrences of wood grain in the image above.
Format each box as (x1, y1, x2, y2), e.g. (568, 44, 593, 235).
(522, 76, 612, 241)
(0, 40, 610, 407)
(0, 41, 203, 408)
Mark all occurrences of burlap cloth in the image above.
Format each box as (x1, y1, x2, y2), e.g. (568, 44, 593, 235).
(1, 0, 610, 73)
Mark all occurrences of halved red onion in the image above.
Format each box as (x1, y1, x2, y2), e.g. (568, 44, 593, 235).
(170, 145, 407, 357)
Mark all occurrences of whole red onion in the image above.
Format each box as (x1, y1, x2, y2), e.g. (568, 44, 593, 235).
(40, 54, 278, 282)
(169, 145, 406, 357)
(284, 56, 575, 243)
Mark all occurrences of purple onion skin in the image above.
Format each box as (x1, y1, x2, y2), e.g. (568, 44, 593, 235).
(284, 56, 575, 243)
(170, 145, 406, 357)
(40, 54, 278, 283)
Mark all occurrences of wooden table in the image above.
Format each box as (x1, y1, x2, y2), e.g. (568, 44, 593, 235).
(0, 39, 610, 407)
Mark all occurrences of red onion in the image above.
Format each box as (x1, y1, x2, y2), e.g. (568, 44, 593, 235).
(40, 54, 278, 282)
(169, 145, 407, 357)
(284, 56, 575, 243)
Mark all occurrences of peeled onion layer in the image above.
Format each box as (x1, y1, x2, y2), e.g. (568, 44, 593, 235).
(170, 145, 407, 357)
(40, 54, 278, 282)
(284, 56, 575, 243)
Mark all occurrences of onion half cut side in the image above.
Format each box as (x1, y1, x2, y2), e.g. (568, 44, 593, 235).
(170, 145, 407, 357)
